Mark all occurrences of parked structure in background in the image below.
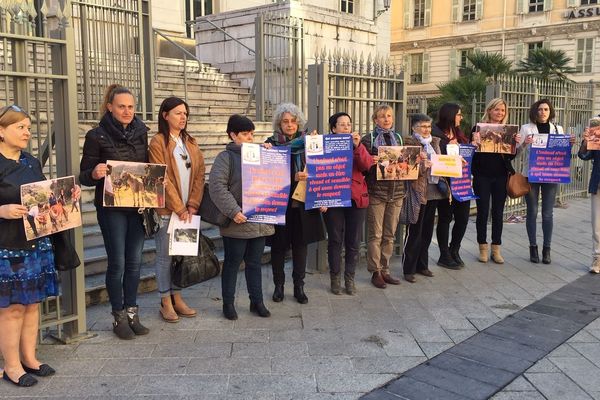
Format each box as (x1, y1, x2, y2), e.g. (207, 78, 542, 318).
(390, 0, 600, 110)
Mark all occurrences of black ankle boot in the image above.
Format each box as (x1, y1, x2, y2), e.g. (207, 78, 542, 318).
(223, 304, 238, 320)
(294, 285, 308, 304)
(542, 246, 551, 264)
(530, 245, 539, 263)
(250, 302, 271, 318)
(449, 246, 465, 268)
(112, 309, 135, 340)
(126, 306, 149, 335)
(437, 249, 460, 270)
(272, 284, 284, 302)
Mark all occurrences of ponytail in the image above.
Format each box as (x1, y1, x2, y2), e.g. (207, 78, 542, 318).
(100, 84, 133, 117)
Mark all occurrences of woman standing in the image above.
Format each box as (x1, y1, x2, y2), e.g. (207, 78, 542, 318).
(432, 103, 471, 269)
(0, 105, 58, 386)
(360, 104, 404, 288)
(471, 98, 523, 264)
(519, 99, 574, 264)
(148, 97, 205, 323)
(79, 84, 150, 340)
(579, 122, 600, 273)
(323, 112, 372, 294)
(210, 114, 274, 320)
(266, 103, 325, 304)
(402, 113, 444, 282)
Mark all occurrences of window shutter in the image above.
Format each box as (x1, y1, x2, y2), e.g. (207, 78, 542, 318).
(515, 42, 525, 62)
(422, 53, 430, 83)
(424, 0, 432, 26)
(476, 0, 483, 20)
(449, 49, 458, 79)
(452, 0, 460, 22)
(404, 54, 412, 81)
(542, 39, 550, 49)
(516, 0, 525, 14)
(544, 0, 552, 11)
(403, 0, 411, 28)
(567, 0, 578, 6)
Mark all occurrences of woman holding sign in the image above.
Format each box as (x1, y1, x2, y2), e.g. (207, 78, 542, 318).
(266, 103, 325, 304)
(0, 105, 59, 386)
(323, 112, 372, 294)
(432, 103, 471, 269)
(148, 97, 205, 323)
(79, 84, 150, 340)
(519, 99, 574, 264)
(579, 121, 600, 273)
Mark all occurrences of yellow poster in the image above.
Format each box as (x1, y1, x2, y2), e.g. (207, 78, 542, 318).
(430, 154, 462, 178)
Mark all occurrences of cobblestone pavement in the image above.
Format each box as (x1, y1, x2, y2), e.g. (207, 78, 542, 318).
(1, 197, 597, 399)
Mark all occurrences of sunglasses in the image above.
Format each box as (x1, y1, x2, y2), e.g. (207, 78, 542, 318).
(0, 104, 24, 119)
(179, 153, 191, 169)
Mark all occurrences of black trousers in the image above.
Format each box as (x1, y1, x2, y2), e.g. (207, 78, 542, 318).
(323, 206, 366, 276)
(271, 208, 308, 286)
(473, 174, 508, 245)
(436, 197, 471, 251)
(403, 200, 439, 275)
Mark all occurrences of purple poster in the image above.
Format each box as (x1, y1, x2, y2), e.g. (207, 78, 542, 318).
(528, 134, 572, 184)
(305, 134, 353, 210)
(241, 143, 291, 225)
(450, 144, 478, 202)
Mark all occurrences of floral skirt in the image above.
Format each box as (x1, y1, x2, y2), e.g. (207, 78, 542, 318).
(0, 237, 59, 308)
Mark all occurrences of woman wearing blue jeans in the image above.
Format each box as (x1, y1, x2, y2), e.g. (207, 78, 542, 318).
(519, 99, 575, 264)
(80, 84, 150, 340)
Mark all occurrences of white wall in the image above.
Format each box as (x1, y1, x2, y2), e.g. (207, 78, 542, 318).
(152, 0, 186, 34)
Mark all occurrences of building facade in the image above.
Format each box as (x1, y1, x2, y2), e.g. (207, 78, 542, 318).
(390, 0, 600, 99)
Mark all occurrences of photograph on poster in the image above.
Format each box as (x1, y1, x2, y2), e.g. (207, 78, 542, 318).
(475, 123, 518, 154)
(376, 146, 421, 181)
(587, 117, 600, 151)
(103, 160, 166, 208)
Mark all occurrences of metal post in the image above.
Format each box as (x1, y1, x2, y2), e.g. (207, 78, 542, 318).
(140, 0, 154, 120)
(255, 14, 265, 121)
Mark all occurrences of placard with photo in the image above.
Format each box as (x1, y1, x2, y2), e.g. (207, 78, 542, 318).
(376, 146, 421, 180)
(103, 160, 167, 208)
(475, 123, 519, 154)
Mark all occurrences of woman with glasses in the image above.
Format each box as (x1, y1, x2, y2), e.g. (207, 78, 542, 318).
(0, 105, 59, 386)
(432, 103, 472, 270)
(148, 97, 205, 323)
(80, 84, 150, 340)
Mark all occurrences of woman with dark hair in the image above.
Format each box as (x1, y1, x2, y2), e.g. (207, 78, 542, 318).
(79, 84, 150, 340)
(519, 99, 574, 264)
(432, 103, 471, 269)
(323, 112, 372, 294)
(266, 103, 325, 304)
(579, 120, 600, 273)
(210, 114, 274, 320)
(148, 97, 205, 322)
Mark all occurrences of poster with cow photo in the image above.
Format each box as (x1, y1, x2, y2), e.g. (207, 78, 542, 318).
(475, 123, 519, 155)
(20, 175, 82, 240)
(103, 160, 167, 208)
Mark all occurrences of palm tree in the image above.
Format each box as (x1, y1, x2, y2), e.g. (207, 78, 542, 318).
(460, 51, 513, 82)
(516, 48, 576, 81)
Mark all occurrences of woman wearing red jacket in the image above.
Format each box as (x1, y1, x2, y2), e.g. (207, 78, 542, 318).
(322, 112, 372, 295)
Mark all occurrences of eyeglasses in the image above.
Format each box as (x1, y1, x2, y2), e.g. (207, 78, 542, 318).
(417, 125, 432, 129)
(179, 153, 191, 169)
(0, 104, 24, 119)
(456, 113, 463, 118)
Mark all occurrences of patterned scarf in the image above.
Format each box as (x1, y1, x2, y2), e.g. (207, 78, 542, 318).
(414, 132, 438, 184)
(373, 125, 398, 149)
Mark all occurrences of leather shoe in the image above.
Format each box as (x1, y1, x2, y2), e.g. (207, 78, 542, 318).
(22, 363, 55, 377)
(382, 273, 401, 285)
(3, 372, 37, 387)
(404, 274, 416, 283)
(250, 302, 271, 318)
(417, 269, 434, 277)
(272, 284, 284, 302)
(223, 304, 238, 320)
(371, 272, 387, 289)
(294, 285, 308, 304)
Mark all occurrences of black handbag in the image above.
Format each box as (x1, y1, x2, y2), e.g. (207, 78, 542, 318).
(400, 182, 420, 225)
(199, 151, 233, 227)
(436, 177, 450, 197)
(171, 234, 220, 288)
(51, 230, 81, 271)
(140, 208, 162, 238)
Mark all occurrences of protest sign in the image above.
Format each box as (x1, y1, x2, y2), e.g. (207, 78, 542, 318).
(450, 144, 478, 202)
(103, 160, 166, 208)
(376, 146, 421, 180)
(475, 123, 519, 154)
(431, 154, 462, 178)
(528, 134, 572, 183)
(587, 117, 600, 151)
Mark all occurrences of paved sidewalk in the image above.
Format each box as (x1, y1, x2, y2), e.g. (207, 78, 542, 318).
(1, 197, 597, 399)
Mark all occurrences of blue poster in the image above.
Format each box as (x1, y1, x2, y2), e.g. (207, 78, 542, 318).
(450, 144, 478, 202)
(241, 143, 291, 225)
(305, 134, 353, 210)
(528, 134, 572, 184)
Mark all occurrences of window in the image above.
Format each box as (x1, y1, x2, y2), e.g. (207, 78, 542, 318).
(186, 0, 213, 37)
(576, 38, 594, 74)
(459, 49, 473, 71)
(413, 0, 426, 27)
(529, 0, 544, 12)
(463, 0, 477, 21)
(528, 42, 544, 54)
(410, 54, 423, 84)
(581, 0, 598, 4)
(341, 0, 355, 14)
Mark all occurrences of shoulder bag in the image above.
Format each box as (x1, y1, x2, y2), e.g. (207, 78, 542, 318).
(51, 230, 81, 271)
(171, 233, 220, 288)
(506, 172, 531, 198)
(199, 151, 233, 227)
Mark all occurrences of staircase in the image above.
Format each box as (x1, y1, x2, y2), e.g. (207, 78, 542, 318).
(82, 57, 273, 305)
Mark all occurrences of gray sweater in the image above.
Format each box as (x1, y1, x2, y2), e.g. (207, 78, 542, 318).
(208, 143, 275, 239)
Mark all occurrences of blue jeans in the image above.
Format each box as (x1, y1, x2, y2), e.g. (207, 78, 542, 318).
(96, 207, 145, 311)
(221, 236, 265, 305)
(525, 183, 558, 247)
(154, 215, 181, 297)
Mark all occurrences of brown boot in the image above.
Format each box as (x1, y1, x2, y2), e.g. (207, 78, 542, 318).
(172, 293, 197, 318)
(382, 272, 401, 285)
(491, 244, 504, 264)
(478, 243, 489, 263)
(159, 296, 179, 323)
(371, 271, 387, 289)
(344, 272, 356, 295)
(330, 273, 342, 295)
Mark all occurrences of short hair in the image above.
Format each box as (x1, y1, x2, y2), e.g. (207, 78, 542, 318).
(0, 104, 30, 127)
(481, 98, 508, 124)
(227, 114, 255, 140)
(410, 113, 432, 128)
(371, 103, 393, 123)
(529, 99, 556, 123)
(272, 103, 306, 133)
(328, 112, 352, 132)
(100, 84, 134, 117)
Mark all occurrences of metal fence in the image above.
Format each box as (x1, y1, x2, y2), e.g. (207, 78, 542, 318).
(0, 0, 86, 342)
(71, 0, 154, 120)
(255, 12, 304, 121)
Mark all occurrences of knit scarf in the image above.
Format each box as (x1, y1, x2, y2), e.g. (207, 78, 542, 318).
(414, 132, 438, 184)
(373, 125, 398, 149)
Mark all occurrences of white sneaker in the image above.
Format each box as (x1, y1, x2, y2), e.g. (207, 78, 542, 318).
(591, 257, 600, 274)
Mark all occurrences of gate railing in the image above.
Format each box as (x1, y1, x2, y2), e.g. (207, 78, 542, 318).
(0, 0, 86, 343)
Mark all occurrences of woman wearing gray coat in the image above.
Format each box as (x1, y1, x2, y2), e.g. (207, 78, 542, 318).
(209, 115, 275, 320)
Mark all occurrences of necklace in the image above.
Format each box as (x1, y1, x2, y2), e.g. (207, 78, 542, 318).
(170, 134, 191, 169)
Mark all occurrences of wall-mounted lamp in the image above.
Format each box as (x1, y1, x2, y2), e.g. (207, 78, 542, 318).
(375, 0, 392, 19)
